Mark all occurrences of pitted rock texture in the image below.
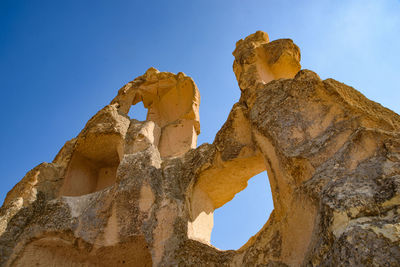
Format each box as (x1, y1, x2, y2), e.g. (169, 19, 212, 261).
(1, 31, 400, 266)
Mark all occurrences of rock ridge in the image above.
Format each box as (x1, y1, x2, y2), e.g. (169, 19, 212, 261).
(1, 31, 400, 266)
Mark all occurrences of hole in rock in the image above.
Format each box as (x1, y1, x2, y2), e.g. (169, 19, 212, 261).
(61, 152, 120, 196)
(128, 101, 147, 121)
(60, 134, 123, 196)
(61, 101, 152, 197)
(210, 171, 273, 250)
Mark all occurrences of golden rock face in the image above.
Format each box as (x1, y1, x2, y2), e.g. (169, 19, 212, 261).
(111, 67, 200, 158)
(1, 31, 400, 266)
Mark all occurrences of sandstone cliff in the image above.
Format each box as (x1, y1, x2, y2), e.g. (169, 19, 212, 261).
(1, 31, 400, 266)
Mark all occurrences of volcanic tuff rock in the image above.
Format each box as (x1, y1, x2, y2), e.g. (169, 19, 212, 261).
(1, 31, 400, 266)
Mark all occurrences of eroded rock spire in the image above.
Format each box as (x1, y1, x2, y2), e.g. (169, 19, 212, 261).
(1, 31, 400, 266)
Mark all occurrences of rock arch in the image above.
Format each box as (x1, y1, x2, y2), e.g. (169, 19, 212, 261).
(2, 31, 400, 266)
(59, 69, 200, 196)
(111, 67, 200, 158)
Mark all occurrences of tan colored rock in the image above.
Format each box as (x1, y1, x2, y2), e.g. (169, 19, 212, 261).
(1, 31, 400, 266)
(233, 31, 301, 94)
(60, 104, 130, 196)
(111, 67, 200, 158)
(124, 119, 161, 155)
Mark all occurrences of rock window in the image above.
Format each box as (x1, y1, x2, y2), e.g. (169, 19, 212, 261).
(211, 171, 273, 250)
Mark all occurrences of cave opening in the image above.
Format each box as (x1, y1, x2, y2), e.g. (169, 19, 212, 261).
(60, 151, 120, 197)
(210, 171, 273, 250)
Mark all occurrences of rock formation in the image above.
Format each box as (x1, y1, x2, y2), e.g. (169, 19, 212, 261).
(1, 31, 400, 266)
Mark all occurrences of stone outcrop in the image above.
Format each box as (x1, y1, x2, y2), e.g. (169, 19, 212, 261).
(110, 68, 200, 158)
(1, 31, 400, 266)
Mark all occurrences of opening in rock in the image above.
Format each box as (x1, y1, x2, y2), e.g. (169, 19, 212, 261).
(210, 171, 273, 250)
(61, 152, 120, 196)
(187, 146, 267, 247)
(128, 101, 148, 121)
(60, 131, 124, 196)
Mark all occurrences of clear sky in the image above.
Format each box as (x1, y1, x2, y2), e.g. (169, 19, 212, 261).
(1, 0, 399, 250)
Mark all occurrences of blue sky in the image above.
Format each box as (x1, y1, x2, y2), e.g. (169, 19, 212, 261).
(1, 0, 399, 250)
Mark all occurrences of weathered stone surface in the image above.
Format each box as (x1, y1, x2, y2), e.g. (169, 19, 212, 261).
(1, 31, 400, 266)
(111, 67, 200, 158)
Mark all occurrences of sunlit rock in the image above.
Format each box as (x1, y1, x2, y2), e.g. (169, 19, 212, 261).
(1, 31, 400, 266)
